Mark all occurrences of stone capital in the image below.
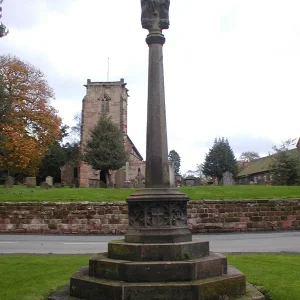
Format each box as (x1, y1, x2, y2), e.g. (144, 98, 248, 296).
(146, 33, 166, 45)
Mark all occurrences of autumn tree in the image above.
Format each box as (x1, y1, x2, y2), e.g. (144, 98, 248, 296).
(83, 116, 127, 185)
(269, 139, 300, 185)
(239, 151, 260, 162)
(0, 0, 9, 37)
(168, 150, 181, 174)
(0, 55, 61, 175)
(202, 137, 238, 181)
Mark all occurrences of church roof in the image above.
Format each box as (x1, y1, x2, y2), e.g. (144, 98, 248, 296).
(237, 155, 274, 177)
(127, 135, 144, 161)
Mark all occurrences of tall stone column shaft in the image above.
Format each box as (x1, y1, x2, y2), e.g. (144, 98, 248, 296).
(125, 2, 192, 244)
(145, 40, 170, 188)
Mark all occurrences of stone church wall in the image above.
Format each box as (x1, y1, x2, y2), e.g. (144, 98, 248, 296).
(1, 199, 299, 234)
(79, 80, 129, 187)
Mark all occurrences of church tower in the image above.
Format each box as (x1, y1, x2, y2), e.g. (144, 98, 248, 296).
(79, 78, 129, 187)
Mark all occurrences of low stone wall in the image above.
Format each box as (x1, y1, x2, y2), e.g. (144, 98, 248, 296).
(0, 200, 299, 234)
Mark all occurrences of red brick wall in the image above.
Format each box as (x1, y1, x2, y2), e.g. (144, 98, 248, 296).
(188, 200, 300, 232)
(0, 200, 299, 234)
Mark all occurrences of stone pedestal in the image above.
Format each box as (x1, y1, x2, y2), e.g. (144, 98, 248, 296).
(125, 188, 191, 244)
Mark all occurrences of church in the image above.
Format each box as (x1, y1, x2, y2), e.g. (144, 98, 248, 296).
(61, 78, 145, 187)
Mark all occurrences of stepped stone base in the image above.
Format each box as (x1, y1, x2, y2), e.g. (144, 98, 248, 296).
(108, 239, 209, 261)
(89, 252, 227, 282)
(48, 238, 264, 300)
(49, 267, 264, 300)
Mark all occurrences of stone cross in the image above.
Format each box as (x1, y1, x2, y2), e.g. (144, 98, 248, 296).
(151, 207, 164, 226)
(135, 170, 144, 187)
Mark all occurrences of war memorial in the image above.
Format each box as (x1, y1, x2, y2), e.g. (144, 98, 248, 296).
(49, 1, 264, 299)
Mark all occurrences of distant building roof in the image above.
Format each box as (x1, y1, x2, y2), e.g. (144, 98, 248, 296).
(127, 135, 144, 161)
(237, 148, 299, 177)
(237, 156, 274, 177)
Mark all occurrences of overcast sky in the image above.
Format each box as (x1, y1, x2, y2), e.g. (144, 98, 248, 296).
(1, 0, 300, 173)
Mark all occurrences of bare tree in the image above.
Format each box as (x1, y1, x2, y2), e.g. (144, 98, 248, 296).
(239, 151, 260, 162)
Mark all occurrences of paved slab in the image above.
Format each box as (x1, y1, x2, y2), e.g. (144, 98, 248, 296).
(0, 231, 299, 254)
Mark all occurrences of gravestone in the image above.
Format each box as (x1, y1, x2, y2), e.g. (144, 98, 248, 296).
(72, 178, 79, 188)
(169, 162, 175, 187)
(175, 174, 181, 181)
(123, 162, 133, 188)
(115, 169, 126, 188)
(99, 181, 107, 188)
(45, 176, 53, 187)
(222, 171, 235, 186)
(135, 169, 145, 188)
(194, 177, 201, 186)
(88, 179, 100, 188)
(175, 174, 182, 187)
(123, 180, 133, 188)
(184, 177, 196, 186)
(40, 182, 49, 189)
(4, 176, 14, 188)
(26, 177, 36, 188)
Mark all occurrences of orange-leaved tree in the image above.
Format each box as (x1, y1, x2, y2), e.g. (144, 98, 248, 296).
(0, 54, 61, 175)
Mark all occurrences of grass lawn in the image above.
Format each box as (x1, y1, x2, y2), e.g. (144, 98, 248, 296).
(1, 185, 300, 202)
(227, 254, 300, 300)
(0, 254, 299, 300)
(0, 255, 90, 300)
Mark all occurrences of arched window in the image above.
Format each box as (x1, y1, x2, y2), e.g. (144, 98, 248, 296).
(98, 94, 110, 116)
